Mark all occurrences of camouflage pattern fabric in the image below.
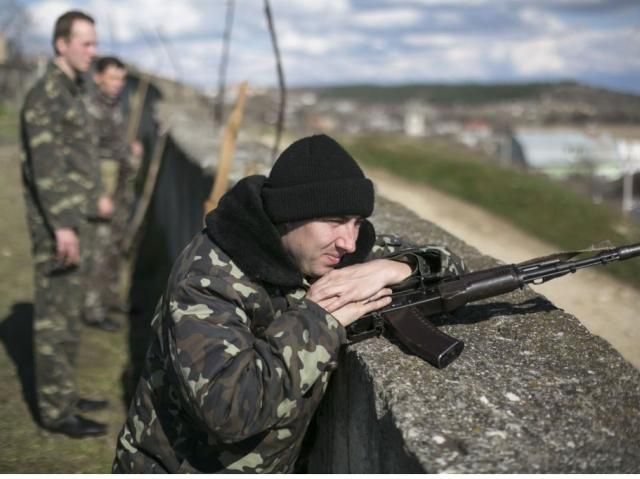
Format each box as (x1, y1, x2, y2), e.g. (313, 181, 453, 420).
(83, 90, 132, 316)
(20, 61, 101, 426)
(113, 232, 465, 473)
(371, 233, 466, 282)
(83, 222, 121, 318)
(84, 87, 130, 202)
(84, 87, 139, 228)
(31, 222, 95, 427)
(21, 62, 101, 229)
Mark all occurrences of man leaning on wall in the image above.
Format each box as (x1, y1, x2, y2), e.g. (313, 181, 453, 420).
(112, 134, 465, 472)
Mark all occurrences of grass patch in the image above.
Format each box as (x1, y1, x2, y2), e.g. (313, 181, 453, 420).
(344, 133, 640, 288)
(0, 104, 19, 145)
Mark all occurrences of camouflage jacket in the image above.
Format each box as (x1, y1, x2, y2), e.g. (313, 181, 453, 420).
(113, 176, 464, 473)
(20, 61, 101, 233)
(85, 88, 129, 165)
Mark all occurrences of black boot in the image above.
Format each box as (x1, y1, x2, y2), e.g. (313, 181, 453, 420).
(76, 398, 109, 412)
(47, 414, 107, 438)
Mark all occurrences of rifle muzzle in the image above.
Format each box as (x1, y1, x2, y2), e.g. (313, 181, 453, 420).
(618, 243, 640, 260)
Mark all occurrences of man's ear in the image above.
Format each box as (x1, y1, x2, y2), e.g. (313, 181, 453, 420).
(55, 37, 68, 56)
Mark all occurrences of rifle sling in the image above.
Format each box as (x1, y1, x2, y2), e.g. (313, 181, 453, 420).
(384, 306, 464, 369)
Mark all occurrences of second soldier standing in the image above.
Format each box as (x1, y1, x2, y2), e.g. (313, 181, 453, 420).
(84, 56, 141, 331)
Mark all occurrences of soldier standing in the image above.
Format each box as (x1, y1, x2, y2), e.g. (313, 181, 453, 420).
(113, 134, 465, 472)
(20, 10, 111, 438)
(83, 56, 141, 331)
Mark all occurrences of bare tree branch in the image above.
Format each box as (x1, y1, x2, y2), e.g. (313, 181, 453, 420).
(214, 0, 236, 125)
(264, 0, 286, 164)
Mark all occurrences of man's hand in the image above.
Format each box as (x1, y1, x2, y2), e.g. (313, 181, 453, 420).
(98, 195, 114, 219)
(55, 228, 80, 266)
(307, 259, 411, 313)
(322, 288, 393, 327)
(306, 259, 412, 327)
(130, 140, 144, 158)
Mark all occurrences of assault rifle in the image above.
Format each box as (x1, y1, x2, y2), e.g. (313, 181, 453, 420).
(345, 242, 640, 369)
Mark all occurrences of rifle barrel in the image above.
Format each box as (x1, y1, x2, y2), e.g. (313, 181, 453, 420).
(346, 242, 640, 355)
(519, 242, 640, 284)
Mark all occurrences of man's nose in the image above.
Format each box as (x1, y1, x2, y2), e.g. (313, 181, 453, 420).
(336, 221, 358, 254)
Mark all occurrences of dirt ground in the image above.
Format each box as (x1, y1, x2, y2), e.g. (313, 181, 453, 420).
(366, 167, 640, 370)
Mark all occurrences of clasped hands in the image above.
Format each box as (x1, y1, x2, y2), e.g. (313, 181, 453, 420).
(306, 259, 412, 327)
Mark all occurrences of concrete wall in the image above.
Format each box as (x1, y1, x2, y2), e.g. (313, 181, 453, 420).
(308, 197, 640, 473)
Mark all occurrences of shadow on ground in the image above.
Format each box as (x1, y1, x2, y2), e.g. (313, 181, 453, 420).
(0, 302, 39, 424)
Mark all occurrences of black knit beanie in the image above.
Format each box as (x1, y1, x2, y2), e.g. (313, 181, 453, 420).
(262, 134, 374, 224)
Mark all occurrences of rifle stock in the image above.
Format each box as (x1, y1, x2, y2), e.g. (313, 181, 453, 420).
(346, 242, 640, 368)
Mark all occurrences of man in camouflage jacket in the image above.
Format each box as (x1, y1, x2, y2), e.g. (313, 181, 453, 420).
(113, 134, 465, 472)
(83, 56, 138, 329)
(20, 10, 111, 438)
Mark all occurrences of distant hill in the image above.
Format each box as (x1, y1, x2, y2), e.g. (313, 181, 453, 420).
(291, 82, 640, 123)
(294, 82, 570, 104)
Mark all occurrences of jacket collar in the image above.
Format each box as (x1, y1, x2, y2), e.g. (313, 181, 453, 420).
(47, 60, 85, 96)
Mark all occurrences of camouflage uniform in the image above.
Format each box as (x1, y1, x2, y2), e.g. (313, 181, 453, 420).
(20, 61, 101, 427)
(83, 88, 133, 314)
(113, 176, 464, 473)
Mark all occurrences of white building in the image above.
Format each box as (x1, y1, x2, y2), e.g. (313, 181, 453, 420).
(513, 128, 626, 181)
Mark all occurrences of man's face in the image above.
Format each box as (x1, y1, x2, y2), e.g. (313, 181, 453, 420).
(94, 65, 127, 98)
(281, 216, 362, 278)
(56, 19, 97, 73)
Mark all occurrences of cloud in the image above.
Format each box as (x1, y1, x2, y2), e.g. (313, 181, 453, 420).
(352, 8, 423, 29)
(277, 26, 364, 56)
(547, 27, 640, 74)
(88, 0, 204, 42)
(430, 11, 465, 27)
(403, 33, 460, 48)
(26, 0, 77, 36)
(26, 0, 206, 44)
(19, 0, 640, 93)
(384, 0, 487, 5)
(271, 0, 350, 15)
(505, 38, 567, 76)
(518, 7, 566, 34)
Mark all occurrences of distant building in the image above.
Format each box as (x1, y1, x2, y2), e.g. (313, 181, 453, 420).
(403, 102, 436, 137)
(617, 140, 640, 212)
(404, 108, 426, 137)
(512, 128, 623, 181)
(458, 120, 492, 148)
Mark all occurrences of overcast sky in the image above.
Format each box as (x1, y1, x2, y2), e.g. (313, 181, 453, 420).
(10, 0, 640, 95)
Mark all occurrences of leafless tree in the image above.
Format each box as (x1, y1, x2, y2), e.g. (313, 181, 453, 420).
(214, 0, 236, 125)
(264, 0, 286, 163)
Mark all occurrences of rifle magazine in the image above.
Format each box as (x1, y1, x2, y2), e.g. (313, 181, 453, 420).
(384, 306, 464, 368)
